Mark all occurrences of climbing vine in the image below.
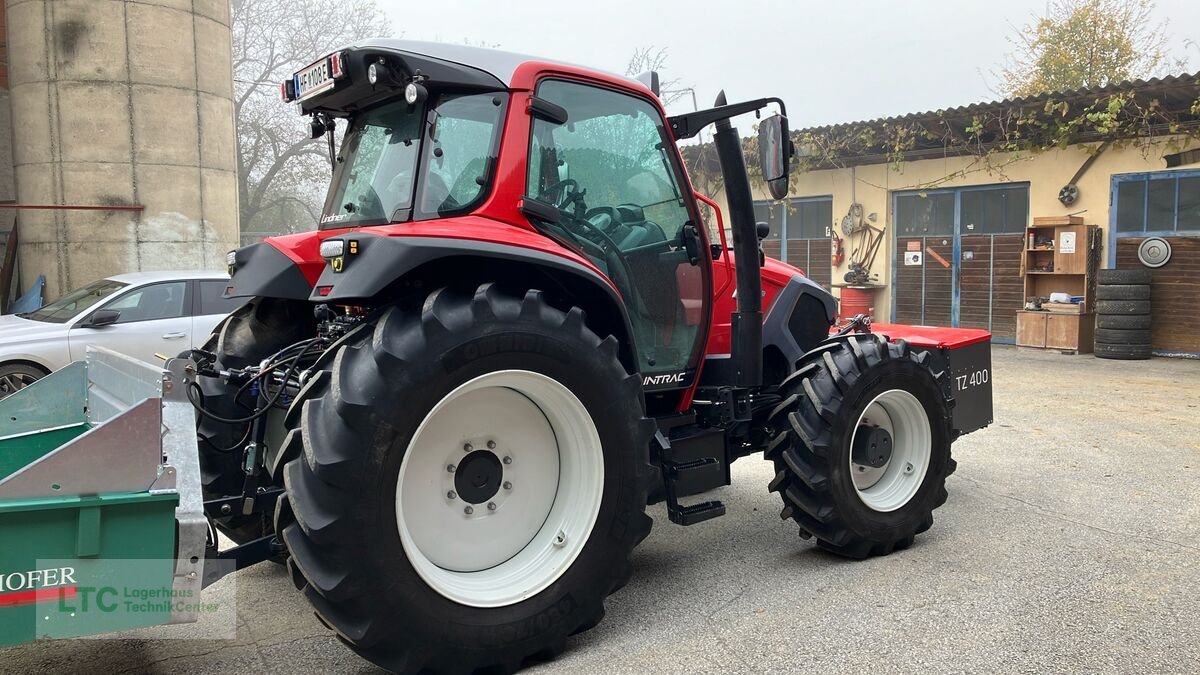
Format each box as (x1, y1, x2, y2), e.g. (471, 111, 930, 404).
(682, 83, 1200, 193)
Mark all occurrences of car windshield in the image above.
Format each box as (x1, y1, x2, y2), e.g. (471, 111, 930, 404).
(21, 279, 127, 323)
(320, 92, 506, 229)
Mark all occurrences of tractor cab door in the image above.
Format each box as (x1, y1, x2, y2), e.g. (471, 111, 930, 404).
(525, 79, 709, 388)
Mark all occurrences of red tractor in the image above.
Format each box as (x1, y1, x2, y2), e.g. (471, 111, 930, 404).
(192, 40, 992, 673)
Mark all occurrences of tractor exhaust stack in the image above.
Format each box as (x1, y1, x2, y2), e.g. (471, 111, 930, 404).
(711, 90, 763, 388)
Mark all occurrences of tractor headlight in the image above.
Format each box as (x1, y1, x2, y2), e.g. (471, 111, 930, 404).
(319, 239, 345, 259)
(405, 82, 428, 105)
(368, 62, 380, 85)
(225, 250, 237, 274)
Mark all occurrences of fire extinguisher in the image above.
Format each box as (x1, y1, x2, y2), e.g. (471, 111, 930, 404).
(831, 236, 844, 266)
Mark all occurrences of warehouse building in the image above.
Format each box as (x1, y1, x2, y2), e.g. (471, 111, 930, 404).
(741, 74, 1200, 356)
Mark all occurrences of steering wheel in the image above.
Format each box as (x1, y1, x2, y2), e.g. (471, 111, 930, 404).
(539, 179, 580, 211)
(554, 209, 639, 301)
(584, 206, 623, 236)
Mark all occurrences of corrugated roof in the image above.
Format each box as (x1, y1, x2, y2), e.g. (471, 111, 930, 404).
(798, 71, 1200, 135)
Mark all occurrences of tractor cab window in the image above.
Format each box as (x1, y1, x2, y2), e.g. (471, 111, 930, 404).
(526, 79, 707, 380)
(322, 93, 506, 229)
(418, 93, 506, 217)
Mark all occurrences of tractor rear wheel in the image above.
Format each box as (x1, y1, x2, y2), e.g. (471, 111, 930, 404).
(278, 284, 653, 673)
(765, 334, 954, 558)
(196, 297, 314, 542)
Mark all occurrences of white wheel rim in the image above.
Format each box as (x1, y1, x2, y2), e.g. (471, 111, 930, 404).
(396, 370, 604, 608)
(849, 389, 931, 512)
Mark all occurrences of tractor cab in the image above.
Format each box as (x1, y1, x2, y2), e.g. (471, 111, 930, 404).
(266, 40, 797, 401)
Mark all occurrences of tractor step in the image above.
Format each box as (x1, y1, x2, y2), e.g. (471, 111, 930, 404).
(667, 500, 726, 526)
(653, 421, 731, 527)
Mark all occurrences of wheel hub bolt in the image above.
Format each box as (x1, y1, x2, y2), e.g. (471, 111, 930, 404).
(487, 440, 496, 450)
(553, 531, 567, 547)
(447, 491, 457, 500)
(503, 481, 512, 490)
(503, 456, 512, 465)
(487, 502, 496, 511)
(464, 506, 474, 515)
(904, 462, 914, 475)
(463, 443, 473, 452)
(446, 464, 456, 473)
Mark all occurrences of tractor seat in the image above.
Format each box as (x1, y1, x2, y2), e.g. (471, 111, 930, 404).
(612, 203, 667, 250)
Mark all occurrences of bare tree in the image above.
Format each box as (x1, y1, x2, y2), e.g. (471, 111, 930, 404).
(625, 46, 690, 108)
(233, 0, 391, 238)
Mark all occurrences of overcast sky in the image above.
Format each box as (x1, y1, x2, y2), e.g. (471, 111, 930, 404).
(383, 0, 1199, 129)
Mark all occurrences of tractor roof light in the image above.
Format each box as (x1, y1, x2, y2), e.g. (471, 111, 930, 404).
(405, 82, 428, 106)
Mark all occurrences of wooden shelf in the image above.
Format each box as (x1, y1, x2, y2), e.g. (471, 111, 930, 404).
(1017, 222, 1099, 353)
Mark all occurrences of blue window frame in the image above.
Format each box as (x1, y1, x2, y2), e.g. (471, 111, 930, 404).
(894, 185, 1028, 237)
(890, 183, 1029, 339)
(1109, 169, 1200, 266)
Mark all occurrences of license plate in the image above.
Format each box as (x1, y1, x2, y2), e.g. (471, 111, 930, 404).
(294, 57, 336, 102)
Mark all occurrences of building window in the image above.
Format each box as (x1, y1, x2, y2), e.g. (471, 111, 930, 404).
(894, 184, 1028, 236)
(752, 200, 784, 243)
(896, 192, 955, 236)
(960, 187, 1029, 234)
(752, 196, 832, 242)
(1114, 171, 1200, 233)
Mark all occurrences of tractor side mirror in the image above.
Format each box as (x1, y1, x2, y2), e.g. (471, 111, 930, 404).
(758, 114, 791, 201)
(83, 309, 120, 328)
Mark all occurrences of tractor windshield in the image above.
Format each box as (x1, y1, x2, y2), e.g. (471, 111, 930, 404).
(321, 92, 507, 229)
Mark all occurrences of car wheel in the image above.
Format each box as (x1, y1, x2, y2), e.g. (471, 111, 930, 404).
(0, 363, 48, 400)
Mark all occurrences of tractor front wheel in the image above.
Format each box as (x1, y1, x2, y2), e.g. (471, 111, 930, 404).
(278, 284, 654, 673)
(765, 334, 955, 558)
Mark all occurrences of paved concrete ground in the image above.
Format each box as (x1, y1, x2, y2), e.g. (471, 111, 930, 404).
(4, 345, 1199, 674)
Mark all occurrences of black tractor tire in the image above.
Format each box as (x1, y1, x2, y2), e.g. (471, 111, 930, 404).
(1095, 284, 1151, 301)
(1096, 299, 1151, 316)
(1095, 328, 1151, 345)
(277, 284, 654, 674)
(1098, 268, 1152, 285)
(0, 362, 49, 400)
(1096, 313, 1152, 330)
(764, 334, 955, 559)
(196, 297, 315, 542)
(1095, 342, 1152, 360)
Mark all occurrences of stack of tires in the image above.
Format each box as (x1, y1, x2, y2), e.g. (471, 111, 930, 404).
(1095, 268, 1153, 360)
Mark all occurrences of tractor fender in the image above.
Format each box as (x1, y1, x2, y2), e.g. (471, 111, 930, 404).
(225, 241, 314, 301)
(762, 274, 837, 377)
(311, 233, 640, 369)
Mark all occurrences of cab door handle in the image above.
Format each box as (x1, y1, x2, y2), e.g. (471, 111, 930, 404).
(162, 332, 187, 340)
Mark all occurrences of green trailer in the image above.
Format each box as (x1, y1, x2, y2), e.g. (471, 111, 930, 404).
(0, 348, 208, 646)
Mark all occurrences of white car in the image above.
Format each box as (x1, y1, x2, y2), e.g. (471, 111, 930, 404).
(0, 271, 244, 398)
